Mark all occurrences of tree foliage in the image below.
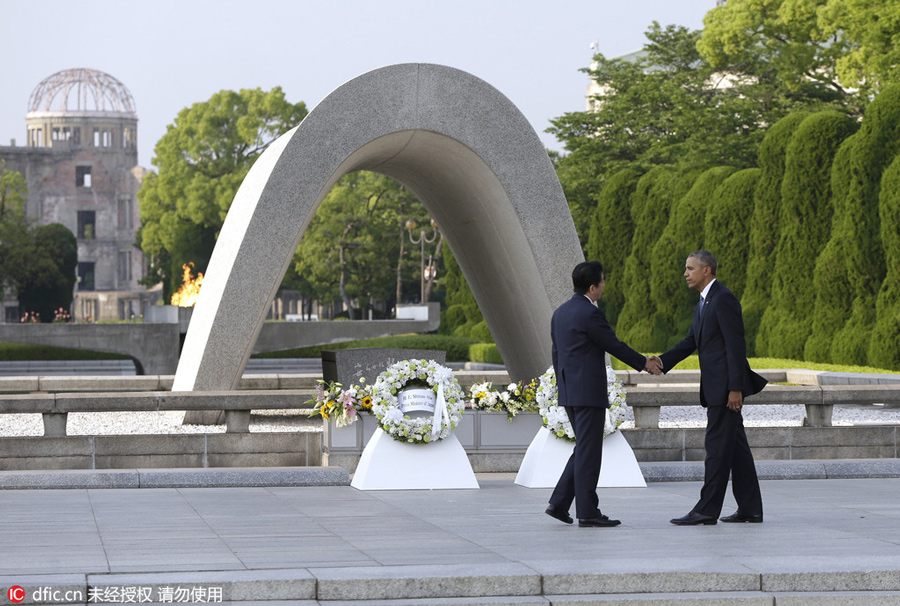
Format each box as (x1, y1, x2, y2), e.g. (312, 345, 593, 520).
(870, 154, 900, 370)
(704, 168, 762, 300)
(0, 161, 28, 292)
(618, 167, 701, 349)
(649, 166, 737, 349)
(587, 168, 640, 328)
(827, 85, 900, 364)
(549, 19, 846, 244)
(439, 245, 488, 340)
(698, 0, 859, 108)
(137, 87, 308, 299)
(741, 112, 809, 355)
(819, 0, 900, 99)
(293, 171, 432, 318)
(13, 224, 78, 322)
(756, 111, 858, 358)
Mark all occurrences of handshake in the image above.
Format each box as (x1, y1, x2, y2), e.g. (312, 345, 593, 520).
(643, 355, 663, 375)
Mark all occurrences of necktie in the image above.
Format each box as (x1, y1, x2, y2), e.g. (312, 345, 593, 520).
(699, 296, 706, 320)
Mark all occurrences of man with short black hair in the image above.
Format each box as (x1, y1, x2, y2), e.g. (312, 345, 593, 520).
(655, 251, 767, 526)
(545, 261, 660, 528)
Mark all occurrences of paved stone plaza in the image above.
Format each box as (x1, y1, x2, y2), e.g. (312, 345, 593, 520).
(1, 471, 899, 604)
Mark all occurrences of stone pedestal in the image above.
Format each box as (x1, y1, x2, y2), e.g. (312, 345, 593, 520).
(322, 348, 446, 385)
(514, 427, 646, 488)
(351, 428, 479, 490)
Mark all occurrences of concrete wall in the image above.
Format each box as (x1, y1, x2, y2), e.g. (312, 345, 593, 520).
(0, 433, 321, 470)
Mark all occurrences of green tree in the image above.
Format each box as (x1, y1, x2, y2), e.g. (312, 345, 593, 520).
(756, 111, 858, 358)
(827, 85, 900, 364)
(0, 162, 28, 292)
(804, 134, 859, 362)
(549, 18, 847, 239)
(704, 168, 762, 300)
(819, 0, 900, 99)
(137, 87, 308, 300)
(742, 112, 809, 355)
(587, 168, 640, 328)
(869, 154, 900, 370)
(698, 0, 862, 111)
(12, 224, 77, 322)
(439, 245, 487, 340)
(293, 171, 429, 318)
(618, 167, 701, 349)
(649, 166, 737, 350)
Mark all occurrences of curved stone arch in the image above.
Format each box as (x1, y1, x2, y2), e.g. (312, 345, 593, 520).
(174, 63, 583, 392)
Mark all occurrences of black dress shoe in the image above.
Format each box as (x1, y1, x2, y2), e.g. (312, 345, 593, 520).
(720, 510, 763, 523)
(578, 515, 621, 527)
(670, 511, 717, 526)
(545, 505, 573, 524)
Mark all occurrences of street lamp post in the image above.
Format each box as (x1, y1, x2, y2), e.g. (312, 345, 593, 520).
(406, 219, 438, 303)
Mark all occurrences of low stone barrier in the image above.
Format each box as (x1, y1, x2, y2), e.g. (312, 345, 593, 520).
(0, 370, 897, 471)
(625, 384, 900, 428)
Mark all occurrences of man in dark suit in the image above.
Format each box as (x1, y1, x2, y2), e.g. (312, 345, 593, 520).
(655, 251, 767, 526)
(546, 261, 660, 528)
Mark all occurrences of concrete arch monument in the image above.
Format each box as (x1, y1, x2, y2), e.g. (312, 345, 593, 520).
(173, 63, 583, 394)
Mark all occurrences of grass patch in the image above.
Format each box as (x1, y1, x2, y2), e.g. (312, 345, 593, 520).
(610, 354, 900, 374)
(0, 341, 130, 361)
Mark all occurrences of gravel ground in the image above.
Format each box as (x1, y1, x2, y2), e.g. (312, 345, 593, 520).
(1, 404, 898, 436)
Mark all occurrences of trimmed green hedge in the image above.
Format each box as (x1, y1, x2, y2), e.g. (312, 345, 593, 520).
(704, 168, 761, 300)
(619, 167, 701, 350)
(252, 333, 479, 363)
(587, 168, 640, 328)
(649, 166, 737, 350)
(743, 112, 809, 356)
(829, 85, 900, 365)
(756, 111, 858, 359)
(0, 341, 131, 361)
(870, 154, 900, 370)
(469, 343, 503, 365)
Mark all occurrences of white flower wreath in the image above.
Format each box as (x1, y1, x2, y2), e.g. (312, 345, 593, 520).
(370, 359, 466, 444)
(536, 365, 628, 442)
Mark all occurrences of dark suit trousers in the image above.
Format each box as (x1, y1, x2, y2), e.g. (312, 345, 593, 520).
(694, 405, 763, 518)
(549, 405, 606, 519)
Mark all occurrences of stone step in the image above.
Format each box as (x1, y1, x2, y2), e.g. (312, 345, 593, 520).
(11, 568, 900, 605)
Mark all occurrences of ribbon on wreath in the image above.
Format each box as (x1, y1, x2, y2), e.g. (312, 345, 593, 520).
(430, 370, 452, 439)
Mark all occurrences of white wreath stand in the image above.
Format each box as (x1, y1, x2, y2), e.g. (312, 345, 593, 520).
(351, 427, 479, 490)
(514, 427, 646, 488)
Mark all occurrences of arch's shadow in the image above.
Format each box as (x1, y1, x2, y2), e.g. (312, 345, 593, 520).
(174, 63, 583, 395)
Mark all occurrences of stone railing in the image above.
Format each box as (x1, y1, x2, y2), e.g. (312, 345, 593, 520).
(0, 390, 311, 437)
(2, 370, 898, 435)
(625, 384, 900, 428)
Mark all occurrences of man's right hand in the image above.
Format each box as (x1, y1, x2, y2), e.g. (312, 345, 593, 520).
(644, 356, 662, 375)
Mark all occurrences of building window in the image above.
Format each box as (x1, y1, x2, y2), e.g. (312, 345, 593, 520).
(76, 166, 92, 187)
(77, 211, 96, 239)
(118, 251, 132, 282)
(117, 198, 133, 229)
(123, 128, 136, 150)
(72, 127, 81, 145)
(77, 262, 95, 291)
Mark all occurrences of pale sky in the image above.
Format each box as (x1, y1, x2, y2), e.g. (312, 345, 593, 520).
(1, 0, 715, 169)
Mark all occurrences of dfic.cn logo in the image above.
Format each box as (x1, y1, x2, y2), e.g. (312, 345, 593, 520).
(7, 586, 25, 604)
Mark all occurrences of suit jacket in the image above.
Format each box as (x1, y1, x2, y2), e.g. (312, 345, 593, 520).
(551, 294, 646, 408)
(659, 280, 767, 407)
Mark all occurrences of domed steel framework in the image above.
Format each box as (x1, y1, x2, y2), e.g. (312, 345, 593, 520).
(27, 68, 136, 115)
